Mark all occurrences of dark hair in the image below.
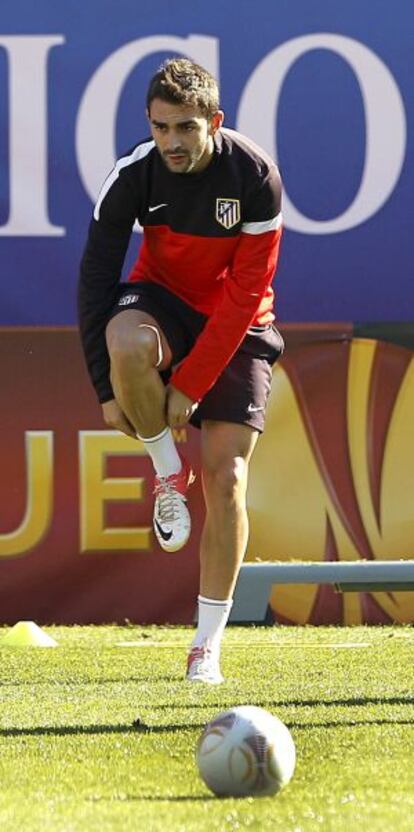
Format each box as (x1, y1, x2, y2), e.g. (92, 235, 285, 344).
(146, 58, 220, 119)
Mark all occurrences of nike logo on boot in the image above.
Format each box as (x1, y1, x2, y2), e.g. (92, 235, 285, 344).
(155, 520, 173, 542)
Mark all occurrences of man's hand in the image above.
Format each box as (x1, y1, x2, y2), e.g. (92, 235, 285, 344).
(167, 385, 198, 428)
(101, 399, 137, 439)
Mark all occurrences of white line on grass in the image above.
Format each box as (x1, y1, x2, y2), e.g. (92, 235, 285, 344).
(115, 641, 372, 648)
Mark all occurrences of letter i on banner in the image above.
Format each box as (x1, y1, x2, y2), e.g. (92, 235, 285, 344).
(0, 36, 65, 236)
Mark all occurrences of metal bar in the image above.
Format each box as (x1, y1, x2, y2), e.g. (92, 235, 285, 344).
(240, 561, 414, 583)
(335, 583, 414, 592)
(230, 560, 414, 623)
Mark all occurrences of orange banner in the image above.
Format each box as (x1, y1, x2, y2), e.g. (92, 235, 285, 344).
(247, 329, 414, 624)
(1, 326, 413, 625)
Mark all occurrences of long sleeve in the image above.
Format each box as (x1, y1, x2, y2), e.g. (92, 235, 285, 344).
(78, 172, 136, 402)
(170, 220, 282, 402)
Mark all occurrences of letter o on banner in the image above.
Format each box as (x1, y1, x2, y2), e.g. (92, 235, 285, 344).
(76, 35, 219, 207)
(237, 34, 407, 233)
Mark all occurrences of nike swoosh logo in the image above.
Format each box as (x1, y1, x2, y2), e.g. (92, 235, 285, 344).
(247, 404, 264, 412)
(155, 520, 173, 541)
(149, 203, 168, 212)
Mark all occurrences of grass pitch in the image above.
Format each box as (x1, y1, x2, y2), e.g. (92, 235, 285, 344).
(0, 625, 413, 832)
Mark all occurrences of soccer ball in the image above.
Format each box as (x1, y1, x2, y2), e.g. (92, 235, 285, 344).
(196, 705, 295, 798)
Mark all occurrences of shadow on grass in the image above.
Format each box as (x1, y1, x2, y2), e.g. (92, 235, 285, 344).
(289, 718, 414, 729)
(152, 695, 414, 710)
(139, 795, 216, 802)
(270, 696, 414, 709)
(0, 675, 181, 687)
(1, 712, 413, 738)
(86, 794, 216, 803)
(0, 722, 205, 738)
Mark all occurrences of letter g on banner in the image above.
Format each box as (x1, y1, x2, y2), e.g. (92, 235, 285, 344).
(76, 35, 218, 206)
(237, 34, 407, 233)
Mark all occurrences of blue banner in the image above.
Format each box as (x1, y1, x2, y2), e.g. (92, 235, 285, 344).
(0, 0, 412, 324)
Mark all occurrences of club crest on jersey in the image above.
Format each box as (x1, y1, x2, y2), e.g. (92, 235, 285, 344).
(216, 198, 240, 229)
(118, 294, 140, 306)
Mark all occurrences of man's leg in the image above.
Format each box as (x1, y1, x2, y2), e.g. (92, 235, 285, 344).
(106, 309, 172, 438)
(187, 420, 258, 683)
(106, 309, 194, 551)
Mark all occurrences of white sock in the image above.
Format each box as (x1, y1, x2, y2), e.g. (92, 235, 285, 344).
(192, 595, 234, 656)
(137, 426, 181, 478)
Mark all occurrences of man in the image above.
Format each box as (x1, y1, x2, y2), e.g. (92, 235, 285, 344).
(78, 58, 284, 684)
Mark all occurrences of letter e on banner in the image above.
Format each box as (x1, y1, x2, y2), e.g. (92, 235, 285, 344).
(79, 431, 152, 551)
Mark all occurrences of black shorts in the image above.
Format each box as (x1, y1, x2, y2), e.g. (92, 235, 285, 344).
(110, 281, 284, 432)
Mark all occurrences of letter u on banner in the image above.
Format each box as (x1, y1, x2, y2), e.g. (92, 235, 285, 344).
(0, 432, 53, 557)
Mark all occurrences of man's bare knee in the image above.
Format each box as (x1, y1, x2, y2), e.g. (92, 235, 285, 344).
(106, 318, 160, 373)
(203, 457, 248, 505)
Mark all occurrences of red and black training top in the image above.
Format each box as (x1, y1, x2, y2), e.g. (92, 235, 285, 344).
(78, 127, 283, 404)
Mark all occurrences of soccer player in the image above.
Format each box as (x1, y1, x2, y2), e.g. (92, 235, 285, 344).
(78, 58, 284, 684)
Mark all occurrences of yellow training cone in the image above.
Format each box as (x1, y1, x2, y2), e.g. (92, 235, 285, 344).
(2, 621, 58, 647)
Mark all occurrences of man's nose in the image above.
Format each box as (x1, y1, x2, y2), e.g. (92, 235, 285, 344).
(166, 131, 181, 150)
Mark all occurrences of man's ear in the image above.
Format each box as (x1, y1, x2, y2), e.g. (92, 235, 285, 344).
(210, 110, 225, 134)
